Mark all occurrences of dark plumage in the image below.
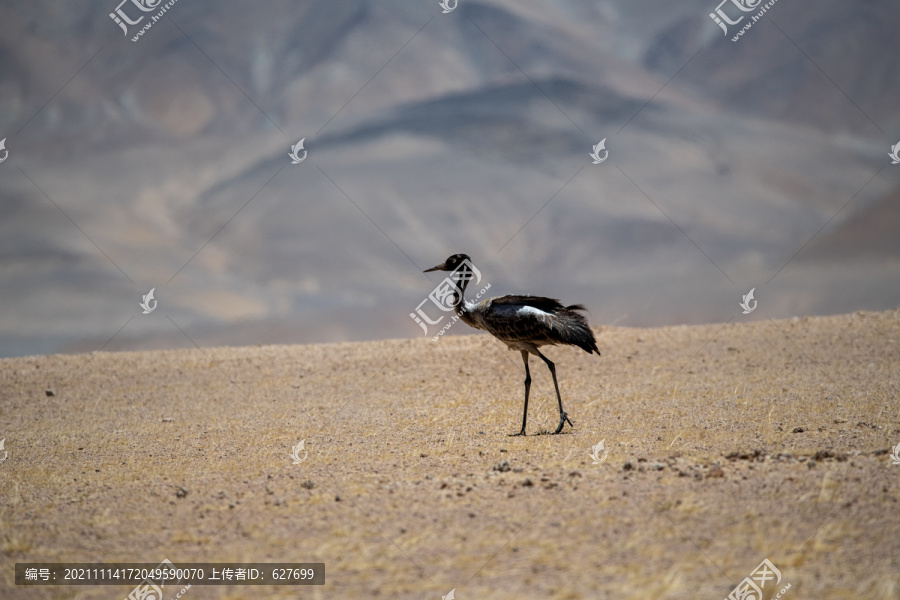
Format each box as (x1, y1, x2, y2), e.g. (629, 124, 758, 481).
(424, 253, 600, 435)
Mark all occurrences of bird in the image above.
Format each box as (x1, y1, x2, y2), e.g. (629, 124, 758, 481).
(424, 253, 599, 435)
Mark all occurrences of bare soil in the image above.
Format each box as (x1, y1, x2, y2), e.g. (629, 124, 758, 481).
(1, 310, 899, 599)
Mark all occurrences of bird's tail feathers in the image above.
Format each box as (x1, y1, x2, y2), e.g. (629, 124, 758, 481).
(578, 334, 600, 356)
(562, 307, 600, 356)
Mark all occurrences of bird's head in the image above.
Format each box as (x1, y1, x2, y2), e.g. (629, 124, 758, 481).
(424, 253, 471, 273)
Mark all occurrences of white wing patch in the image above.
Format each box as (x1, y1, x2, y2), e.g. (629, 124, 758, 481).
(516, 305, 550, 318)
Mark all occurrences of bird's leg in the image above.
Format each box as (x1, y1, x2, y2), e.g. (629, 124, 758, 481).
(509, 350, 531, 436)
(536, 350, 573, 434)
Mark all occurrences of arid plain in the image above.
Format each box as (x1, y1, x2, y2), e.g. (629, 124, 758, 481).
(1, 310, 898, 599)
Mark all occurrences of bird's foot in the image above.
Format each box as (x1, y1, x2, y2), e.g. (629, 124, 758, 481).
(552, 412, 574, 434)
(508, 429, 526, 437)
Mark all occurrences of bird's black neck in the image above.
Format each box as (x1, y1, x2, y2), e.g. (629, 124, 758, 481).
(449, 262, 486, 331)
(451, 264, 473, 316)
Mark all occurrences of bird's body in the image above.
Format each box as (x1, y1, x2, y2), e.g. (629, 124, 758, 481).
(424, 254, 599, 435)
(459, 294, 599, 355)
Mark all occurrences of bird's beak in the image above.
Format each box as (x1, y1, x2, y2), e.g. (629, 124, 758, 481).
(424, 262, 446, 273)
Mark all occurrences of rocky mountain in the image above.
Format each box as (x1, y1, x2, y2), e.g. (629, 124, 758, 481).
(0, 0, 898, 357)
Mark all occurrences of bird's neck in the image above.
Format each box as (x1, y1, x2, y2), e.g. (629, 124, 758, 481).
(451, 265, 473, 316)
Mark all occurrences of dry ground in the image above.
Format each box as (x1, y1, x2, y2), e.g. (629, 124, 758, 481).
(1, 310, 899, 599)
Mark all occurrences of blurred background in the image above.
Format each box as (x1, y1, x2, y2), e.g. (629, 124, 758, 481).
(1, 0, 898, 358)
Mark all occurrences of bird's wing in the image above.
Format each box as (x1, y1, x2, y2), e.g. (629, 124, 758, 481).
(482, 295, 598, 353)
(479, 302, 551, 344)
(490, 295, 566, 312)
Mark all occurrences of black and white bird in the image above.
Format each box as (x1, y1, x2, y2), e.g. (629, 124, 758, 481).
(424, 254, 600, 435)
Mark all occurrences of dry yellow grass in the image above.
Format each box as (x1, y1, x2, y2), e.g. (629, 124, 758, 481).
(1, 310, 898, 599)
